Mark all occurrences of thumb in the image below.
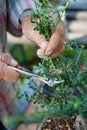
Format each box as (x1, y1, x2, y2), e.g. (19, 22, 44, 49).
(3, 64, 19, 82)
(37, 48, 48, 58)
(39, 41, 48, 51)
(10, 58, 18, 66)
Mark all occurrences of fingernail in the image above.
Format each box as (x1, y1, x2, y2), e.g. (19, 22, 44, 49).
(10, 59, 18, 66)
(38, 54, 48, 59)
(38, 54, 44, 58)
(41, 41, 48, 50)
(45, 50, 53, 56)
(37, 50, 48, 59)
(37, 52, 45, 58)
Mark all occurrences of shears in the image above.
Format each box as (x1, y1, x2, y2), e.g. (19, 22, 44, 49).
(9, 66, 64, 87)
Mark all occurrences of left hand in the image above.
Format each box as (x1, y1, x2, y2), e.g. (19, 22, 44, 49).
(22, 16, 66, 58)
(0, 53, 19, 82)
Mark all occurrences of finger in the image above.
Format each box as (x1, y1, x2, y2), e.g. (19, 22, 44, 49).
(50, 44, 66, 58)
(45, 21, 65, 55)
(37, 49, 48, 58)
(45, 39, 65, 57)
(3, 64, 19, 82)
(0, 52, 18, 66)
(37, 40, 66, 58)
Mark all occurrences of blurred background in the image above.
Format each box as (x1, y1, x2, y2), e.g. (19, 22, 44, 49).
(66, 0, 87, 46)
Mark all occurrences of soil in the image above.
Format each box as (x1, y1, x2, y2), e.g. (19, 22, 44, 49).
(38, 116, 87, 130)
(39, 117, 76, 130)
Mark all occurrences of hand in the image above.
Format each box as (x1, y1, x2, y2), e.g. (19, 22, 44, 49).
(0, 53, 19, 82)
(22, 16, 66, 58)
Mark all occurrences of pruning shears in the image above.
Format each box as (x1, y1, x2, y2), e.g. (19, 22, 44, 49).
(9, 66, 64, 87)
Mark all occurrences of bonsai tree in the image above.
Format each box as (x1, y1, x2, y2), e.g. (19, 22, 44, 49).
(4, 0, 87, 129)
(27, 0, 87, 116)
(20, 0, 87, 129)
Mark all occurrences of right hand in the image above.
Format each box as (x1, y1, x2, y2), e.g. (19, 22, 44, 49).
(22, 16, 66, 58)
(0, 52, 19, 82)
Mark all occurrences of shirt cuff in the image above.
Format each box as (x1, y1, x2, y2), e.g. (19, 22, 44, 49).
(19, 9, 35, 25)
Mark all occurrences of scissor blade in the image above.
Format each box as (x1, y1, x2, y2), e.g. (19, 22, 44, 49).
(9, 66, 64, 87)
(9, 66, 48, 80)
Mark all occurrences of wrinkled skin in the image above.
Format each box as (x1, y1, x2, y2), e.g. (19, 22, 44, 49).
(0, 16, 65, 83)
(0, 52, 19, 82)
(22, 16, 66, 58)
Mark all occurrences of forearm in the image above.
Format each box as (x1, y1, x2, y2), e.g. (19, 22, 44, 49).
(7, 0, 35, 36)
